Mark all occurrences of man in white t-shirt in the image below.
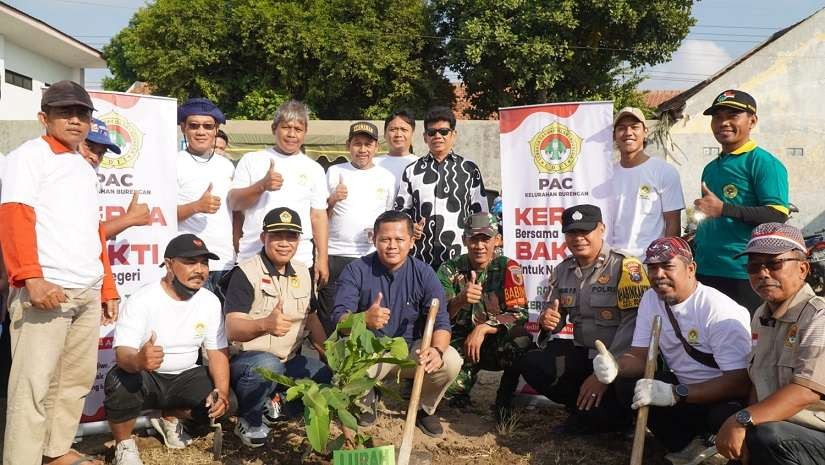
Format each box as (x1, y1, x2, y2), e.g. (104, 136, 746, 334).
(176, 98, 236, 302)
(374, 109, 418, 196)
(609, 107, 684, 258)
(105, 234, 229, 465)
(592, 236, 751, 464)
(317, 122, 395, 334)
(227, 100, 329, 287)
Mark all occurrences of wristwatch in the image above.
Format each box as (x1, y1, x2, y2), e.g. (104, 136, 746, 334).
(674, 383, 689, 403)
(735, 409, 754, 429)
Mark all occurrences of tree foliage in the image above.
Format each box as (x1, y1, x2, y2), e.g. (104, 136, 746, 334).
(258, 312, 414, 454)
(432, 0, 695, 118)
(103, 0, 453, 119)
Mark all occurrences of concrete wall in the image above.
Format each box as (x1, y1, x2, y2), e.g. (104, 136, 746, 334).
(0, 120, 42, 154)
(651, 9, 825, 235)
(0, 36, 80, 120)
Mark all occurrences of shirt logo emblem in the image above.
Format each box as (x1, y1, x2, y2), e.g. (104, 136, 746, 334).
(597, 274, 610, 285)
(785, 324, 799, 348)
(687, 328, 699, 345)
(600, 309, 614, 320)
(289, 276, 300, 288)
(560, 294, 575, 306)
(194, 322, 206, 338)
(723, 184, 738, 199)
(639, 184, 651, 199)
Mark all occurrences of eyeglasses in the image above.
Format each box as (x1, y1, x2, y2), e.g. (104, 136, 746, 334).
(425, 128, 452, 137)
(186, 122, 217, 131)
(744, 257, 804, 274)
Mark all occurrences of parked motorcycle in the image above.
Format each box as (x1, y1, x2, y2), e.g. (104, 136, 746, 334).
(805, 230, 825, 296)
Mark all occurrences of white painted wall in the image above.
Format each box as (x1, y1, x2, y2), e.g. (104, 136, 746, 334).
(0, 36, 79, 120)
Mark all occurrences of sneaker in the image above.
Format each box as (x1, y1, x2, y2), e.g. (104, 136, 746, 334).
(113, 439, 144, 465)
(415, 409, 443, 438)
(357, 389, 379, 427)
(150, 417, 193, 449)
(664, 437, 719, 465)
(262, 395, 283, 426)
(234, 417, 268, 448)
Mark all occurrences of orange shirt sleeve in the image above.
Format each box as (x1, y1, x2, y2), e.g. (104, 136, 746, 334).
(98, 222, 119, 302)
(0, 203, 42, 287)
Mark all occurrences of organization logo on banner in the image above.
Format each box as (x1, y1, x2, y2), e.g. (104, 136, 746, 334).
(529, 121, 583, 173)
(98, 112, 144, 169)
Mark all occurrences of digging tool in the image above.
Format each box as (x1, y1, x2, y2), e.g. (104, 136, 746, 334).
(209, 390, 223, 460)
(630, 315, 662, 465)
(397, 298, 440, 465)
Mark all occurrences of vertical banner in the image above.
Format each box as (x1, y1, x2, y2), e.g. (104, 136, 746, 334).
(499, 102, 614, 337)
(80, 91, 178, 424)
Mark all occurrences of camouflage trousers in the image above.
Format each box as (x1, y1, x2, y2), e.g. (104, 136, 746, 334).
(446, 325, 534, 402)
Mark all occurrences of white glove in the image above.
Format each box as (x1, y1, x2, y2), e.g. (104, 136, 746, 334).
(632, 379, 676, 409)
(592, 340, 618, 384)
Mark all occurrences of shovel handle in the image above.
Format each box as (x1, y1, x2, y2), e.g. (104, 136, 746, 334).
(630, 315, 662, 465)
(397, 298, 440, 465)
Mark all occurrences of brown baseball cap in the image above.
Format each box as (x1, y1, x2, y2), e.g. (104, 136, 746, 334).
(347, 121, 379, 141)
(41, 80, 95, 111)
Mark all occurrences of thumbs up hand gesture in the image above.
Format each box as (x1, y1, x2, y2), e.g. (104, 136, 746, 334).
(196, 183, 221, 214)
(259, 159, 284, 192)
(265, 298, 292, 337)
(460, 271, 484, 305)
(139, 331, 164, 372)
(331, 174, 348, 202)
(693, 181, 723, 218)
(126, 192, 151, 226)
(539, 299, 561, 331)
(365, 292, 391, 330)
(413, 217, 426, 240)
(592, 339, 619, 384)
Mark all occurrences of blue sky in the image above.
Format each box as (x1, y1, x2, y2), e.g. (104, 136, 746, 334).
(5, 0, 824, 92)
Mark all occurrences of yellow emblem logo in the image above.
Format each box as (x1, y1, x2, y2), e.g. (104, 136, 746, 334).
(723, 184, 738, 199)
(194, 322, 206, 337)
(560, 294, 575, 306)
(289, 276, 300, 288)
(529, 122, 583, 173)
(639, 184, 651, 199)
(687, 329, 699, 344)
(98, 111, 143, 169)
(597, 274, 610, 285)
(785, 324, 799, 348)
(279, 211, 292, 223)
(600, 309, 614, 320)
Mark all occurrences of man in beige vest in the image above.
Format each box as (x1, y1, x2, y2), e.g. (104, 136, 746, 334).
(223, 206, 330, 448)
(716, 223, 825, 464)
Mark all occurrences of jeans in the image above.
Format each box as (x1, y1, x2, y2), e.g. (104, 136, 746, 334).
(230, 350, 332, 426)
(743, 421, 825, 465)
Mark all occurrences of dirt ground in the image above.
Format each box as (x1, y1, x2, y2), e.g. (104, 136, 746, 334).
(0, 372, 714, 465)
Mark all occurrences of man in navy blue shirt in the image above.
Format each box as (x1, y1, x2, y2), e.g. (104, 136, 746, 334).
(332, 210, 461, 437)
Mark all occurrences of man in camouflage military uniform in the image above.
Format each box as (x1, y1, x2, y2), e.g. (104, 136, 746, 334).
(438, 213, 533, 421)
(515, 204, 649, 434)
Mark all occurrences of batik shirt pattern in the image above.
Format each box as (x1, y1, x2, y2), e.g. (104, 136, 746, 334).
(395, 151, 487, 269)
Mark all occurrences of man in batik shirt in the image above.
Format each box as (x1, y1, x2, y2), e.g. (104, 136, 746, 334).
(437, 213, 532, 423)
(395, 106, 487, 270)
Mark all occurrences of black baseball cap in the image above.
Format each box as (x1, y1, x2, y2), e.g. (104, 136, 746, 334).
(703, 89, 757, 115)
(162, 233, 219, 265)
(562, 204, 602, 233)
(347, 121, 379, 141)
(262, 207, 302, 234)
(41, 80, 95, 111)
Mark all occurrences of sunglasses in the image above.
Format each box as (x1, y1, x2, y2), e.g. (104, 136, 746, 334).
(744, 257, 804, 274)
(186, 122, 217, 131)
(425, 128, 452, 137)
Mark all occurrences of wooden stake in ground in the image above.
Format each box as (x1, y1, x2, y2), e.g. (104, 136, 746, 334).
(630, 315, 662, 465)
(397, 298, 440, 465)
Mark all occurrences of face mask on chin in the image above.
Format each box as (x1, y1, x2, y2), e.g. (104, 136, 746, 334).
(171, 275, 199, 300)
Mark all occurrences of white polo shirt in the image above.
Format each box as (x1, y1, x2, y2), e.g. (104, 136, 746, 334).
(1, 137, 102, 289)
(114, 280, 227, 375)
(232, 148, 327, 265)
(176, 150, 236, 271)
(326, 162, 395, 257)
(374, 154, 418, 196)
(632, 283, 751, 385)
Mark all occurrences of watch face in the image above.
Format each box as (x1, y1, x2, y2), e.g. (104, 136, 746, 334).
(736, 409, 752, 425)
(676, 384, 689, 398)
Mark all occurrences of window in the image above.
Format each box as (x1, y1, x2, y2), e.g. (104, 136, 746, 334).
(5, 70, 33, 90)
(703, 147, 720, 157)
(786, 147, 804, 157)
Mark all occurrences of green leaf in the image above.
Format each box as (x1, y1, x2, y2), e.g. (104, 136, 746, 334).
(328, 433, 346, 452)
(337, 407, 359, 431)
(374, 382, 404, 402)
(254, 368, 297, 388)
(388, 337, 410, 359)
(341, 376, 378, 396)
(320, 387, 348, 410)
(304, 402, 330, 453)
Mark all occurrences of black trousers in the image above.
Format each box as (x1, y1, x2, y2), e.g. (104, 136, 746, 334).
(737, 421, 825, 465)
(103, 365, 215, 423)
(516, 339, 635, 432)
(697, 274, 761, 315)
(621, 369, 743, 452)
(316, 255, 357, 337)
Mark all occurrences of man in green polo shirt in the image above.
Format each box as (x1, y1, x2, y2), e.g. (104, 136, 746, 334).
(693, 89, 789, 313)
